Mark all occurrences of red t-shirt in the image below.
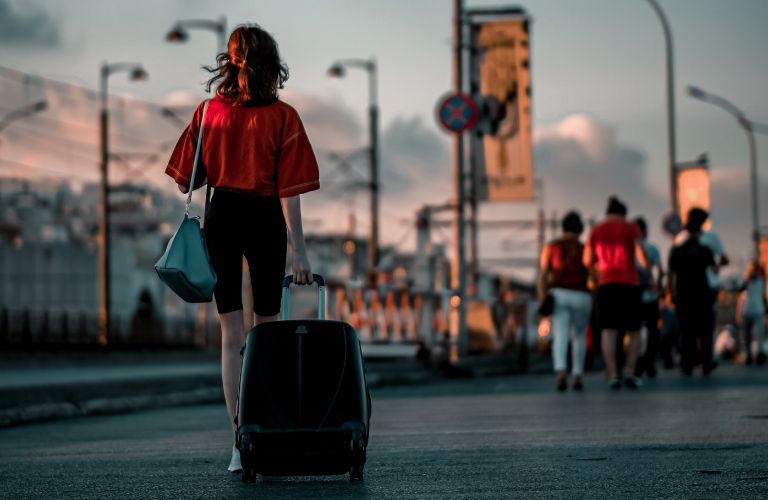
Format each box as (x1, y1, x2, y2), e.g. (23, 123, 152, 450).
(587, 218, 641, 286)
(546, 238, 589, 292)
(165, 95, 320, 197)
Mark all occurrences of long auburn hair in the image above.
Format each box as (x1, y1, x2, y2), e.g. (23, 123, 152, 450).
(205, 24, 288, 105)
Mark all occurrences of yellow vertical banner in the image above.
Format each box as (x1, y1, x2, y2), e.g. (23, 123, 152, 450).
(470, 17, 533, 202)
(675, 156, 710, 228)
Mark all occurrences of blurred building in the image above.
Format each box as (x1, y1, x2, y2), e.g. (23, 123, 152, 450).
(0, 178, 198, 345)
(0, 177, 532, 349)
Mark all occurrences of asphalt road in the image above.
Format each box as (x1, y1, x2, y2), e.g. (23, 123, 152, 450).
(1, 365, 767, 499)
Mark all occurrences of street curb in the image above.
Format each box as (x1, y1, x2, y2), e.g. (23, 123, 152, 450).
(0, 368, 436, 429)
(0, 387, 224, 428)
(0, 355, 541, 428)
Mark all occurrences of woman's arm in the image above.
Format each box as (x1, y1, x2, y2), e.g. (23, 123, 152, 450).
(537, 243, 551, 302)
(280, 195, 313, 285)
(635, 239, 648, 271)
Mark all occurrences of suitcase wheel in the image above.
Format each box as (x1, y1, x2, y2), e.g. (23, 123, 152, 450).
(241, 467, 256, 483)
(349, 433, 366, 482)
(349, 465, 364, 482)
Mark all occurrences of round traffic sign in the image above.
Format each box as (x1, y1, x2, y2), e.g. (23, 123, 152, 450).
(436, 92, 478, 133)
(662, 212, 683, 237)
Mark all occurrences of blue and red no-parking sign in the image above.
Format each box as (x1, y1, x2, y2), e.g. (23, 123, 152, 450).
(436, 92, 478, 133)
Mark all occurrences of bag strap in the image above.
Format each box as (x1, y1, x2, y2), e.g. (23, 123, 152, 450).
(184, 99, 210, 217)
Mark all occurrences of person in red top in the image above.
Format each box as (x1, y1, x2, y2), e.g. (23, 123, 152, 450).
(583, 196, 647, 390)
(539, 211, 592, 392)
(164, 25, 319, 473)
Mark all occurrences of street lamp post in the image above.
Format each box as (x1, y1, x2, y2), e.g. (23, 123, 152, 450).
(687, 85, 760, 260)
(0, 101, 47, 134)
(166, 16, 228, 55)
(0, 101, 47, 155)
(98, 62, 148, 347)
(645, 0, 678, 217)
(327, 58, 380, 288)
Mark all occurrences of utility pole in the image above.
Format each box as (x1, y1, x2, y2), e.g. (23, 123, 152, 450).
(452, 0, 469, 358)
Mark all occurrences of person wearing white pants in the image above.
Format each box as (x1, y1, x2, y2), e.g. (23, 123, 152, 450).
(539, 211, 592, 391)
(550, 287, 593, 383)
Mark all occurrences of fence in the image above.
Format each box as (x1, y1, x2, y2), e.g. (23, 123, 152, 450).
(0, 307, 219, 349)
(0, 282, 531, 355)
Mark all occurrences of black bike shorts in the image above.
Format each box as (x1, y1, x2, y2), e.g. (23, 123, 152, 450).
(203, 189, 287, 315)
(595, 283, 642, 332)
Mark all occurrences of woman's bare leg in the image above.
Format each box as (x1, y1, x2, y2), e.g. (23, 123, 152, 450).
(220, 311, 279, 437)
(253, 313, 278, 327)
(624, 330, 642, 376)
(219, 310, 246, 435)
(601, 329, 619, 380)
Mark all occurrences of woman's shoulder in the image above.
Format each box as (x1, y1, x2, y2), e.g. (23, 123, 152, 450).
(274, 99, 302, 119)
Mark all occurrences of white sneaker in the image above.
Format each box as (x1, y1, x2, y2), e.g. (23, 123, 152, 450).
(228, 446, 242, 473)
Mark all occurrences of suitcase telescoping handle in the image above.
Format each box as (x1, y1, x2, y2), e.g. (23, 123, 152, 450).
(280, 274, 326, 321)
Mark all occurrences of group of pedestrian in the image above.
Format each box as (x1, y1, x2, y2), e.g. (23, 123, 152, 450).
(538, 195, 753, 392)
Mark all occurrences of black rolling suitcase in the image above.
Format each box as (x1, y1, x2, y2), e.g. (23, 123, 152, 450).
(237, 274, 371, 483)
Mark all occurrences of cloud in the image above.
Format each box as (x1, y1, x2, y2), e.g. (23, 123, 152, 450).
(534, 113, 653, 219)
(161, 90, 201, 107)
(282, 90, 362, 151)
(534, 114, 763, 265)
(707, 167, 768, 268)
(0, 0, 60, 47)
(381, 116, 450, 193)
(300, 114, 452, 245)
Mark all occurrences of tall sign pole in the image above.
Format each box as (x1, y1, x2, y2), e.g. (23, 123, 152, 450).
(452, 0, 469, 357)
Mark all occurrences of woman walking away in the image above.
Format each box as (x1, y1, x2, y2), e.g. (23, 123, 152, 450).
(164, 24, 319, 473)
(539, 211, 592, 391)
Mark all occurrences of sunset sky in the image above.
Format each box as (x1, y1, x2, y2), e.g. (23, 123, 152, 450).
(2, 0, 768, 280)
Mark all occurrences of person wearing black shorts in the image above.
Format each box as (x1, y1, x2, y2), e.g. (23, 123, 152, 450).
(584, 197, 647, 390)
(165, 25, 320, 472)
(204, 189, 288, 317)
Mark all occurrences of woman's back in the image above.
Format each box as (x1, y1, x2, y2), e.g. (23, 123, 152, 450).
(165, 95, 319, 197)
(547, 237, 588, 292)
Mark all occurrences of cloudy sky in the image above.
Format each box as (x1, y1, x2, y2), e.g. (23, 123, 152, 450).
(1, 0, 767, 280)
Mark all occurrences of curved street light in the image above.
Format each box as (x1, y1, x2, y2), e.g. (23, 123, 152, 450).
(166, 17, 227, 55)
(327, 58, 379, 287)
(645, 0, 678, 217)
(687, 85, 760, 260)
(98, 61, 148, 347)
(0, 101, 47, 134)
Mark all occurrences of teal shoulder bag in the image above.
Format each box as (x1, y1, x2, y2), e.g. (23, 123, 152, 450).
(155, 100, 217, 302)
